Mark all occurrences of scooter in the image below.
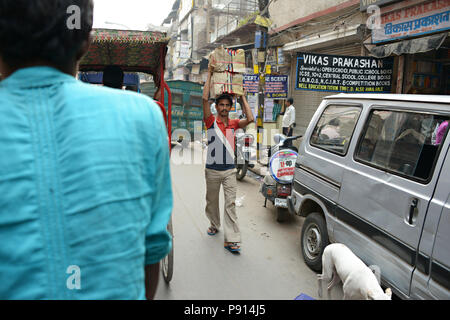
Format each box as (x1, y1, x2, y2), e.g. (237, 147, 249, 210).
(260, 134, 302, 222)
(235, 132, 255, 180)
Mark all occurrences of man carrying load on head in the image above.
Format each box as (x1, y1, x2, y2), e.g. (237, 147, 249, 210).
(202, 66, 254, 254)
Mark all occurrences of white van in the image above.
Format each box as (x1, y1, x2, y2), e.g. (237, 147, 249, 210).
(288, 94, 450, 299)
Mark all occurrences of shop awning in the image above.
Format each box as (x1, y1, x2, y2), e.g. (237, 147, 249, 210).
(369, 33, 448, 58)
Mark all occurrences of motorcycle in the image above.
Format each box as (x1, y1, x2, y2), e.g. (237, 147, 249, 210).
(235, 132, 255, 180)
(260, 134, 302, 222)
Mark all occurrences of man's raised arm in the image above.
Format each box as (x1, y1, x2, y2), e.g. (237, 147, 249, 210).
(238, 92, 255, 128)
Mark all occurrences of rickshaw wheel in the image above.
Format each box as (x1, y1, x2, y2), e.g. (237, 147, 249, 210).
(162, 218, 174, 283)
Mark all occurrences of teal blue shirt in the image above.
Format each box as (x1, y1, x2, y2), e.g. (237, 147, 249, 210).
(0, 67, 173, 300)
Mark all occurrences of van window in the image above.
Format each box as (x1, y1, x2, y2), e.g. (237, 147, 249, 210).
(355, 110, 450, 182)
(310, 105, 362, 156)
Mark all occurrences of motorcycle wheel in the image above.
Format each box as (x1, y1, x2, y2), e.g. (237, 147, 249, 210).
(236, 161, 248, 181)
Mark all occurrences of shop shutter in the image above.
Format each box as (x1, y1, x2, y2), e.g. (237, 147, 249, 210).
(317, 44, 362, 57)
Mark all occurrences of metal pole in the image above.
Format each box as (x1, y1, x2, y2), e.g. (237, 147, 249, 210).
(256, 0, 269, 164)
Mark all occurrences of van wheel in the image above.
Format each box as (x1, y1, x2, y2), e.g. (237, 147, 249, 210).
(276, 207, 289, 223)
(301, 212, 329, 272)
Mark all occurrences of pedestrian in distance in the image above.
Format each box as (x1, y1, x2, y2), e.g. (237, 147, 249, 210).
(202, 66, 254, 254)
(282, 97, 296, 147)
(0, 0, 172, 300)
(282, 97, 296, 137)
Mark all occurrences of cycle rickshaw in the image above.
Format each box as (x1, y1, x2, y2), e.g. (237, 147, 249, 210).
(79, 28, 174, 283)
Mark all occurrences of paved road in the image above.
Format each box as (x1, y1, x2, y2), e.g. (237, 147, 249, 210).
(155, 143, 342, 300)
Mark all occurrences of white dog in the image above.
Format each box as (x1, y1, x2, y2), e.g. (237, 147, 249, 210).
(318, 243, 392, 300)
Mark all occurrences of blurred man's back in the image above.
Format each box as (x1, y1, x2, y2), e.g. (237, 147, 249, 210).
(0, 66, 173, 299)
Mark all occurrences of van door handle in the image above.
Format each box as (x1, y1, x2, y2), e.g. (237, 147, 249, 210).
(408, 198, 418, 225)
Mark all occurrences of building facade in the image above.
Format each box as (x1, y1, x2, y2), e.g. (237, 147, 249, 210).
(163, 0, 450, 156)
(268, 0, 449, 136)
(164, 0, 259, 83)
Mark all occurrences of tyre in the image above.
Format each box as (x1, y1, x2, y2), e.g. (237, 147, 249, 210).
(301, 212, 329, 272)
(236, 161, 248, 181)
(276, 207, 289, 223)
(162, 218, 174, 283)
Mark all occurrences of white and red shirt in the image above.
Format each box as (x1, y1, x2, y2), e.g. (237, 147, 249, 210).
(204, 114, 241, 171)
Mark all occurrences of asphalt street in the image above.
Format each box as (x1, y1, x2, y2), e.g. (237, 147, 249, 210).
(154, 143, 344, 300)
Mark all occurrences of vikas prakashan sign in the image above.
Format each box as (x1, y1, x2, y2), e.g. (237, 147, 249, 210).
(296, 53, 394, 93)
(372, 0, 450, 43)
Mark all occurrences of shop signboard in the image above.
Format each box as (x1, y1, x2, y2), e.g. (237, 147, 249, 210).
(243, 74, 260, 94)
(295, 53, 394, 93)
(265, 75, 289, 99)
(372, 0, 450, 43)
(360, 0, 401, 11)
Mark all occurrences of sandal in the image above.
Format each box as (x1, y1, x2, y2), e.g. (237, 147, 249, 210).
(207, 226, 218, 236)
(224, 242, 241, 254)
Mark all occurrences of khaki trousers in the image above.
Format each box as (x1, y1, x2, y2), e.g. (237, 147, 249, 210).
(205, 168, 241, 243)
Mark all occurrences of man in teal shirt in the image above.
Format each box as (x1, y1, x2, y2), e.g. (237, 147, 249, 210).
(0, 0, 172, 299)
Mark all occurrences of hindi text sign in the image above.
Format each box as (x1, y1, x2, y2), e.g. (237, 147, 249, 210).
(372, 0, 450, 43)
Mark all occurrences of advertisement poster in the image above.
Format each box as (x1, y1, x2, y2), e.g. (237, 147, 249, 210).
(265, 75, 289, 99)
(247, 94, 258, 119)
(296, 53, 394, 93)
(269, 150, 298, 184)
(372, 0, 450, 43)
(263, 99, 275, 122)
(179, 41, 190, 59)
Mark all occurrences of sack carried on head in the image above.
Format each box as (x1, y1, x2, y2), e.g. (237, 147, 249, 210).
(211, 71, 244, 97)
(209, 47, 246, 74)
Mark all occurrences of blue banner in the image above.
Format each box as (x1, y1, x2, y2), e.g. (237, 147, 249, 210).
(243, 74, 260, 94)
(265, 75, 289, 99)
